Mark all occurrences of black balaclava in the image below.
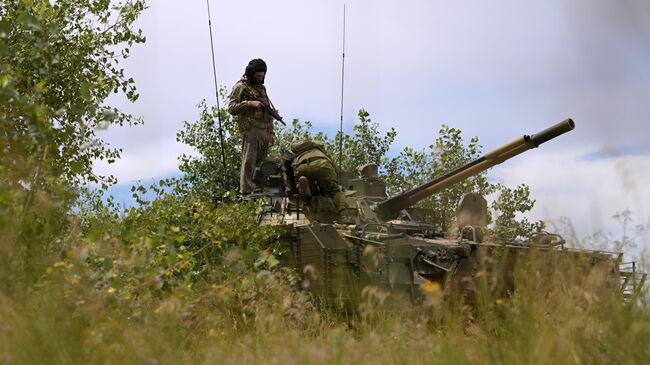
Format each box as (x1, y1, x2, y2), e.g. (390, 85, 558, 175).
(245, 58, 267, 84)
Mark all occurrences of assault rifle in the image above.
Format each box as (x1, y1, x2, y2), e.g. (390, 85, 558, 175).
(242, 90, 287, 126)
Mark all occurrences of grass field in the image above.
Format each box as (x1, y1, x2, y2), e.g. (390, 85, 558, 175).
(1, 197, 648, 365)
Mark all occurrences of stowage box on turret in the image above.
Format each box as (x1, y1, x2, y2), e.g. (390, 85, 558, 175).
(250, 119, 646, 311)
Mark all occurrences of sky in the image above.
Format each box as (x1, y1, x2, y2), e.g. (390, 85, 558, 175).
(95, 0, 650, 257)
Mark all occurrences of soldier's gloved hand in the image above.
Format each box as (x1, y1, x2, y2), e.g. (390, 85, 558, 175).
(247, 100, 262, 109)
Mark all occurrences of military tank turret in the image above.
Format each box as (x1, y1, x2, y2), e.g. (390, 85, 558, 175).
(251, 119, 646, 310)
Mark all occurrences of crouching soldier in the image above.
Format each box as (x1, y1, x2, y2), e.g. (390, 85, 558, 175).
(289, 139, 346, 214)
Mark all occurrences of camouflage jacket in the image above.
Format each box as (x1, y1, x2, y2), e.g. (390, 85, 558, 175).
(290, 139, 335, 168)
(227, 75, 273, 133)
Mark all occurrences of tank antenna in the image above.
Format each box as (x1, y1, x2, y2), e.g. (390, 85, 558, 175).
(206, 0, 228, 190)
(338, 3, 346, 171)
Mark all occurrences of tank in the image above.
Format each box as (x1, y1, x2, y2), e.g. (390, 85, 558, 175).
(251, 119, 647, 310)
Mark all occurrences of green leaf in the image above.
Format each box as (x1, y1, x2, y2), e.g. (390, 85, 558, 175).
(266, 254, 280, 269)
(80, 82, 92, 101)
(18, 12, 42, 31)
(35, 80, 47, 93)
(254, 255, 265, 269)
(101, 108, 117, 121)
(256, 270, 271, 280)
(70, 160, 84, 174)
(0, 20, 10, 38)
(0, 74, 11, 88)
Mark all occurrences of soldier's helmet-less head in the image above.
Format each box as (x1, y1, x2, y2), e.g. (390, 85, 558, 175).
(245, 58, 267, 84)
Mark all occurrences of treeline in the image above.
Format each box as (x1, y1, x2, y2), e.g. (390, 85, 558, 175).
(177, 100, 542, 239)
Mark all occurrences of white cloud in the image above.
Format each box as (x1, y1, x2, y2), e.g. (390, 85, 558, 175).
(93, 135, 194, 183)
(491, 145, 650, 254)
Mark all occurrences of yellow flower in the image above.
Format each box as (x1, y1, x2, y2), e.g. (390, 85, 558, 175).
(193, 212, 200, 220)
(107, 287, 117, 294)
(495, 298, 504, 305)
(211, 284, 231, 292)
(421, 280, 441, 294)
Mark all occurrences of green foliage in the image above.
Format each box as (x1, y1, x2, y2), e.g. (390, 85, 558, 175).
(0, 0, 146, 189)
(77, 186, 282, 300)
(271, 108, 396, 175)
(490, 183, 545, 240)
(272, 118, 328, 150)
(0, 0, 145, 283)
(177, 103, 398, 198)
(176, 96, 241, 199)
(383, 124, 494, 233)
(381, 124, 540, 238)
(325, 108, 397, 174)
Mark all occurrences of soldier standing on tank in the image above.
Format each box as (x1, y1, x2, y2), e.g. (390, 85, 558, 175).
(289, 139, 346, 214)
(227, 58, 276, 194)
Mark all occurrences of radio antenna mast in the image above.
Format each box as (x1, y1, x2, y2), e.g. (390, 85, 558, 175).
(206, 0, 228, 190)
(338, 3, 346, 171)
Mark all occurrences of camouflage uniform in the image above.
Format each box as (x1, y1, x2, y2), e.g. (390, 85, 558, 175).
(290, 139, 346, 213)
(227, 74, 274, 194)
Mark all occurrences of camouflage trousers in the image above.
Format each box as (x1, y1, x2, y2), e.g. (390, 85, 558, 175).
(293, 158, 346, 213)
(240, 127, 270, 194)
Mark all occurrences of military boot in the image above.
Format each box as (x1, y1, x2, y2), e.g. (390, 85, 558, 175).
(297, 176, 311, 201)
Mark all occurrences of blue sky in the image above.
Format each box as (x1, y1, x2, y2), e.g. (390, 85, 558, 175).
(95, 0, 650, 256)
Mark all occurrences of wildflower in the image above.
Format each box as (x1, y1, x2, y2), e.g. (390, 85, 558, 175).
(212, 238, 221, 248)
(421, 280, 441, 294)
(211, 284, 230, 292)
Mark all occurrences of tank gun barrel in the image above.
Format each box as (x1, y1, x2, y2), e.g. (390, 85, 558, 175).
(374, 119, 575, 220)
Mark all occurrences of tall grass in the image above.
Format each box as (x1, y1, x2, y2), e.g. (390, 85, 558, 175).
(0, 185, 648, 364)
